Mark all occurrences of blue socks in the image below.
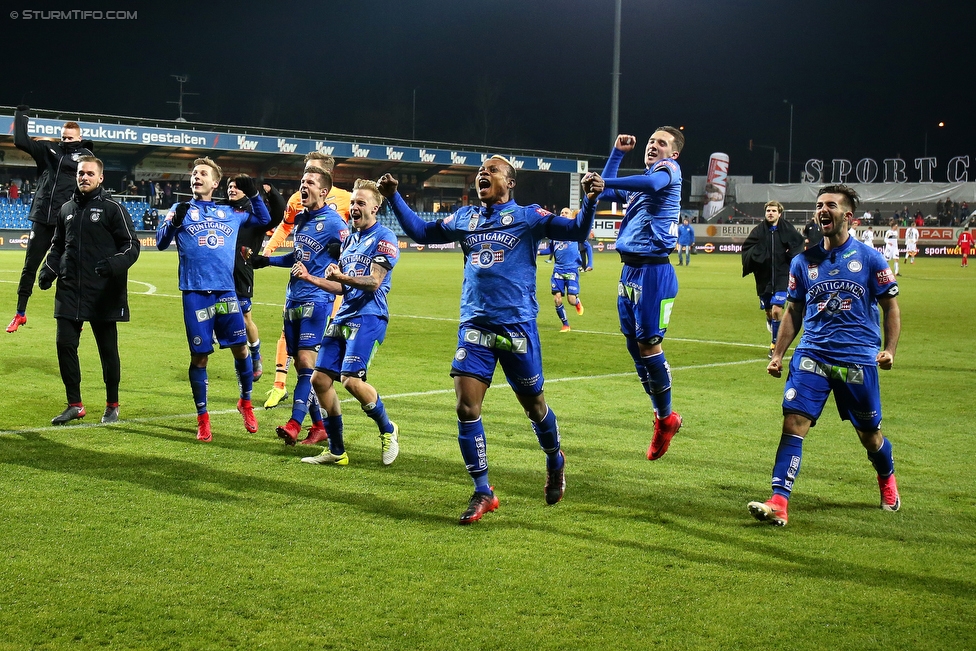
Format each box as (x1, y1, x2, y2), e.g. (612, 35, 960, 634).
(363, 396, 394, 434)
(189, 365, 208, 415)
(771, 319, 781, 346)
(249, 339, 261, 364)
(641, 352, 673, 418)
(234, 355, 253, 400)
(771, 434, 804, 499)
(867, 436, 895, 477)
(458, 418, 491, 494)
(291, 368, 314, 425)
(555, 304, 569, 326)
(531, 406, 563, 469)
(327, 415, 345, 455)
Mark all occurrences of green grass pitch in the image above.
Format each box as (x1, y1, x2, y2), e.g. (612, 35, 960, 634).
(0, 249, 973, 650)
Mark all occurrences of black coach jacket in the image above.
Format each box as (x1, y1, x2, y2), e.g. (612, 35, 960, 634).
(42, 187, 140, 321)
(741, 218, 805, 296)
(14, 108, 95, 226)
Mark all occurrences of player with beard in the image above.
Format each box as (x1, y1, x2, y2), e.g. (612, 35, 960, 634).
(749, 185, 901, 526)
(250, 168, 348, 446)
(380, 158, 601, 524)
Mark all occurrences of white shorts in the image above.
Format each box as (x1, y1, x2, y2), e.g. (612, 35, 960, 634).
(884, 244, 899, 260)
(906, 242, 918, 254)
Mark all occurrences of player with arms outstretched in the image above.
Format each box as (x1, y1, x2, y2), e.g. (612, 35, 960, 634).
(594, 130, 685, 460)
(156, 158, 271, 442)
(381, 158, 601, 524)
(749, 185, 901, 526)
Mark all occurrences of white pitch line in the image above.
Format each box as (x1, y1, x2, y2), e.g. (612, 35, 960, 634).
(1, 357, 771, 435)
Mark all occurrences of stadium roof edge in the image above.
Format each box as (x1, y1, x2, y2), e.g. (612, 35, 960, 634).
(0, 105, 598, 165)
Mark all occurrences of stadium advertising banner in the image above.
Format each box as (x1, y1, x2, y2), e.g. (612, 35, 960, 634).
(0, 229, 972, 256)
(0, 116, 586, 174)
(702, 153, 729, 220)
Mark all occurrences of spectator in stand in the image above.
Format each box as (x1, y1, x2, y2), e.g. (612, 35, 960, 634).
(7, 105, 95, 333)
(914, 211, 924, 227)
(153, 183, 162, 207)
(142, 209, 153, 230)
(163, 182, 173, 206)
(936, 199, 945, 224)
(9, 182, 19, 202)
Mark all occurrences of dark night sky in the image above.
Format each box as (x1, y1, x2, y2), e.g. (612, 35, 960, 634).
(1, 0, 972, 180)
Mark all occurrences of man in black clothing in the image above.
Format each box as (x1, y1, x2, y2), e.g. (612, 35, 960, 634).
(741, 201, 805, 358)
(38, 157, 140, 425)
(8, 106, 94, 333)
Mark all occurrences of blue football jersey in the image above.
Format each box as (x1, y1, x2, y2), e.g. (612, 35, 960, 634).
(788, 236, 899, 366)
(334, 221, 399, 321)
(601, 149, 681, 257)
(538, 240, 582, 274)
(280, 206, 348, 303)
(157, 196, 271, 292)
(440, 200, 559, 324)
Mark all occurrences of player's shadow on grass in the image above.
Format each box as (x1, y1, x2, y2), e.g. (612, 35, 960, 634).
(0, 435, 462, 525)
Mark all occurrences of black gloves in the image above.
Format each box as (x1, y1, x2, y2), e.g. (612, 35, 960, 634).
(233, 175, 257, 198)
(327, 242, 342, 259)
(250, 254, 270, 269)
(171, 202, 191, 228)
(38, 267, 56, 290)
(94, 259, 112, 278)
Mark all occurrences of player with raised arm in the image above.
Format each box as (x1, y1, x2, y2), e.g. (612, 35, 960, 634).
(749, 185, 901, 526)
(380, 158, 601, 524)
(596, 130, 684, 460)
(261, 153, 352, 409)
(250, 167, 348, 446)
(156, 157, 271, 442)
(295, 179, 400, 466)
(883, 220, 900, 276)
(537, 208, 587, 332)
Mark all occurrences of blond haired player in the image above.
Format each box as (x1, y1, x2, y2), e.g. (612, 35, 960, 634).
(262, 153, 351, 408)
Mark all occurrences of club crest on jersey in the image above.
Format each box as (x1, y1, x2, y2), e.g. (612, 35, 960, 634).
(316, 222, 324, 231)
(472, 243, 504, 268)
(217, 210, 225, 218)
(189, 208, 201, 222)
(848, 260, 862, 272)
(807, 265, 818, 280)
(501, 214, 514, 226)
(199, 229, 225, 249)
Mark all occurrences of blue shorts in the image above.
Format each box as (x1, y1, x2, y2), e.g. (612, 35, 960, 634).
(450, 321, 544, 396)
(238, 297, 253, 314)
(617, 263, 679, 345)
(550, 271, 580, 296)
(282, 299, 332, 355)
(315, 314, 387, 381)
(182, 290, 247, 355)
(782, 351, 883, 430)
(760, 292, 788, 311)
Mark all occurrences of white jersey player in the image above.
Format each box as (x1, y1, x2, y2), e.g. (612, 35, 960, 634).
(883, 221, 900, 275)
(904, 225, 919, 264)
(861, 226, 875, 247)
